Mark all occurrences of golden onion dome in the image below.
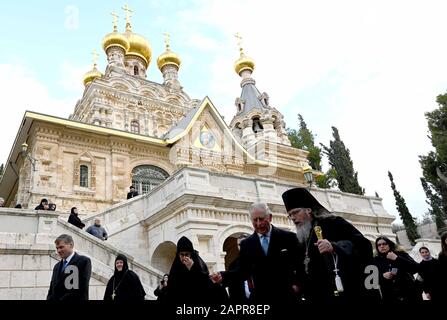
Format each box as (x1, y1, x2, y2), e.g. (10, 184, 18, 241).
(157, 48, 181, 71)
(102, 30, 130, 53)
(124, 31, 152, 67)
(234, 52, 255, 75)
(83, 66, 103, 86)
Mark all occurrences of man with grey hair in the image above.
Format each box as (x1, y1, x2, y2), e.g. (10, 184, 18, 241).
(282, 187, 374, 303)
(212, 202, 300, 303)
(86, 218, 108, 240)
(47, 234, 91, 300)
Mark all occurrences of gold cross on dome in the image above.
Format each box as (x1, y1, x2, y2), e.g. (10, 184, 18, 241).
(234, 32, 243, 54)
(111, 11, 119, 31)
(92, 49, 99, 67)
(122, 4, 133, 26)
(163, 32, 171, 50)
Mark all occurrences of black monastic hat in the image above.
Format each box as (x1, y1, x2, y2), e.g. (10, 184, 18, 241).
(281, 187, 327, 212)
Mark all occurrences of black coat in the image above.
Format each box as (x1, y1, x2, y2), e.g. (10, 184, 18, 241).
(167, 252, 228, 304)
(373, 251, 421, 302)
(154, 284, 168, 302)
(104, 270, 146, 301)
(127, 191, 139, 199)
(419, 258, 442, 300)
(68, 213, 85, 229)
(301, 216, 375, 303)
(222, 225, 300, 303)
(226, 257, 250, 304)
(47, 252, 92, 301)
(437, 253, 447, 300)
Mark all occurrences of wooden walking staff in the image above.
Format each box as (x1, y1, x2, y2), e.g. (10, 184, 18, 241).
(314, 225, 344, 296)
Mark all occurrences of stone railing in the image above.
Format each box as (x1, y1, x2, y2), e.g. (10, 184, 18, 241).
(0, 209, 163, 299)
(79, 167, 395, 241)
(56, 219, 163, 298)
(81, 167, 198, 236)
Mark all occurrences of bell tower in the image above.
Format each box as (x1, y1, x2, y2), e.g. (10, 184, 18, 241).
(229, 33, 290, 149)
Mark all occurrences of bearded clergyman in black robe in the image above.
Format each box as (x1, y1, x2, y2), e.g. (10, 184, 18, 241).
(282, 187, 375, 303)
(104, 254, 146, 301)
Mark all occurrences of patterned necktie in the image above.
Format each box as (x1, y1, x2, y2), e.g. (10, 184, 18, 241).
(261, 235, 269, 255)
(61, 260, 69, 273)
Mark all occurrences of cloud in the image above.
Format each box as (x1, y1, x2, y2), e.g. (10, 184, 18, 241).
(174, 0, 447, 221)
(0, 63, 74, 164)
(59, 60, 91, 92)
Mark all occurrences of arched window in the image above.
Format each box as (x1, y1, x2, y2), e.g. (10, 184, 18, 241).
(131, 165, 169, 194)
(131, 120, 140, 133)
(80, 165, 89, 187)
(252, 117, 263, 133)
(134, 65, 139, 75)
(272, 115, 279, 130)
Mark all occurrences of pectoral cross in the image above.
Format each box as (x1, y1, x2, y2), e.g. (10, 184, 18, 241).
(163, 32, 171, 50)
(112, 291, 116, 300)
(111, 11, 119, 31)
(304, 254, 310, 274)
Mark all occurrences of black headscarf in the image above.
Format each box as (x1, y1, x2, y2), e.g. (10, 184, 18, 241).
(114, 254, 130, 280)
(103, 254, 146, 301)
(166, 236, 227, 303)
(70, 207, 77, 215)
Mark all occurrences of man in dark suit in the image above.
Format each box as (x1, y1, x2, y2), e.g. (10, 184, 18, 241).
(127, 186, 139, 199)
(47, 234, 92, 300)
(226, 233, 251, 304)
(212, 203, 300, 304)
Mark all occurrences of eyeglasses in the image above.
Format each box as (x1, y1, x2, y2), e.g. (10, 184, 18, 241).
(287, 208, 305, 219)
(377, 242, 388, 246)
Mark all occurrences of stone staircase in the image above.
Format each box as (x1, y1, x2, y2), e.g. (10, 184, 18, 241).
(0, 208, 163, 300)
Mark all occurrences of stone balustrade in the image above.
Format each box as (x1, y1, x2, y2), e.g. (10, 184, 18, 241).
(0, 209, 162, 299)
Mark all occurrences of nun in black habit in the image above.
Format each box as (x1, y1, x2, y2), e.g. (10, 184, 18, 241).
(104, 254, 146, 301)
(166, 236, 228, 304)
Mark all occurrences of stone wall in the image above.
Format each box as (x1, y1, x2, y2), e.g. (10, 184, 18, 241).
(80, 167, 395, 272)
(0, 208, 163, 300)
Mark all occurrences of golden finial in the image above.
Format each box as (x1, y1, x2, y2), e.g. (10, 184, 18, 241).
(92, 49, 99, 68)
(111, 11, 119, 32)
(234, 32, 244, 55)
(314, 226, 323, 240)
(163, 32, 171, 50)
(122, 4, 133, 31)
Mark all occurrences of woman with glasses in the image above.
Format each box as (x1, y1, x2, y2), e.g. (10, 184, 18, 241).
(373, 236, 421, 302)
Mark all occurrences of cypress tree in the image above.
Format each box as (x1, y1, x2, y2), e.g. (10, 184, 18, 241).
(388, 171, 420, 245)
(419, 92, 447, 234)
(321, 127, 364, 195)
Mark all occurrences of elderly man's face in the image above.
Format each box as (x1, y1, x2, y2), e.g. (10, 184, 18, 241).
(288, 208, 312, 226)
(251, 209, 272, 235)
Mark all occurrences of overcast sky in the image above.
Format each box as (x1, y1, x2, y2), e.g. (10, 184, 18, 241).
(1, 0, 444, 222)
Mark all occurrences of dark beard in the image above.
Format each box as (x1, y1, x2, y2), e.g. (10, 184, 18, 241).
(295, 220, 312, 247)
